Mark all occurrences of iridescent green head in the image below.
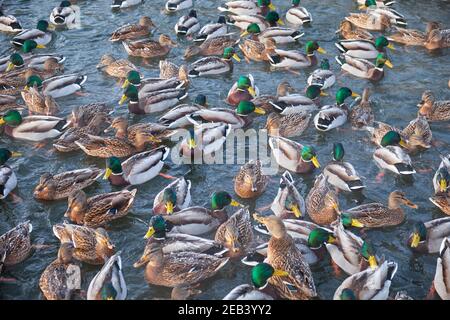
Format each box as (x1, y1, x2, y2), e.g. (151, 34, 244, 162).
(265, 11, 281, 25)
(123, 84, 139, 102)
(211, 191, 239, 210)
(380, 131, 405, 147)
(246, 23, 261, 34)
(300, 146, 317, 163)
(336, 87, 355, 105)
(223, 47, 238, 61)
(305, 85, 323, 100)
(257, 0, 271, 7)
(150, 215, 168, 237)
(9, 53, 24, 67)
(126, 70, 141, 86)
(237, 76, 251, 89)
(36, 20, 50, 32)
(106, 157, 123, 174)
(340, 288, 357, 300)
(305, 41, 325, 55)
(374, 36, 390, 50)
(60, 1, 72, 7)
(22, 40, 41, 53)
(0, 148, 12, 165)
(26, 75, 43, 88)
(341, 213, 364, 228)
(437, 167, 450, 192)
(194, 94, 207, 106)
(365, 0, 377, 7)
(307, 228, 335, 249)
(101, 283, 118, 300)
(332, 143, 345, 161)
(163, 188, 177, 209)
(292, 0, 301, 6)
(361, 241, 378, 269)
(413, 221, 427, 242)
(320, 58, 330, 70)
(251, 263, 275, 288)
(235, 100, 256, 116)
(0, 110, 22, 126)
(375, 53, 393, 69)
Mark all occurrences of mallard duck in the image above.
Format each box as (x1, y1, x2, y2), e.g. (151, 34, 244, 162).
(53, 223, 115, 265)
(215, 207, 253, 256)
(226, 75, 258, 106)
(349, 87, 374, 129)
(0, 53, 65, 75)
(0, 8, 22, 33)
(285, 0, 312, 25)
(238, 36, 274, 63)
(314, 87, 359, 131)
(0, 221, 32, 273)
(87, 252, 127, 300)
(110, 17, 155, 42)
(153, 177, 191, 215)
(194, 16, 227, 42)
(122, 34, 177, 59)
(0, 109, 66, 142)
(111, 0, 144, 9)
(39, 243, 81, 300)
(345, 12, 396, 32)
(252, 214, 317, 299)
(188, 47, 240, 77)
(267, 40, 326, 70)
(333, 261, 398, 300)
(165, 0, 193, 12)
(433, 237, 450, 300)
(337, 20, 374, 41)
(158, 60, 184, 80)
(49, 1, 81, 29)
(388, 22, 440, 46)
(145, 191, 240, 237)
(223, 263, 287, 300)
(33, 167, 102, 201)
(104, 147, 170, 186)
(185, 35, 239, 59)
(11, 20, 53, 47)
(97, 54, 138, 79)
(365, 121, 401, 147)
(373, 131, 415, 175)
(335, 36, 394, 60)
(408, 218, 450, 254)
(313, 222, 378, 275)
(65, 188, 137, 228)
(253, 25, 304, 45)
(270, 171, 304, 219)
(430, 192, 450, 216)
(67, 103, 112, 128)
(266, 110, 310, 138)
(234, 159, 268, 199)
(434, 155, 450, 194)
(226, 10, 283, 32)
(336, 53, 393, 81)
(269, 136, 320, 173)
(305, 174, 340, 225)
(174, 9, 200, 37)
(424, 28, 450, 51)
(307, 59, 335, 90)
(418, 90, 450, 122)
(0, 148, 20, 200)
(344, 190, 417, 228)
(268, 84, 324, 114)
(133, 241, 229, 288)
(323, 143, 365, 192)
(21, 85, 59, 116)
(249, 219, 325, 266)
(53, 112, 110, 152)
(43, 73, 86, 98)
(0, 95, 23, 112)
(158, 94, 208, 129)
(119, 84, 188, 114)
(359, 0, 407, 26)
(218, 0, 275, 16)
(401, 115, 432, 151)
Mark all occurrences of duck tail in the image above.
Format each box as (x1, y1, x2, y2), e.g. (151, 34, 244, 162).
(347, 180, 365, 190)
(188, 69, 199, 77)
(241, 251, 266, 266)
(386, 261, 398, 281)
(335, 54, 345, 66)
(291, 31, 305, 41)
(76, 75, 87, 86)
(334, 41, 346, 53)
(394, 163, 415, 175)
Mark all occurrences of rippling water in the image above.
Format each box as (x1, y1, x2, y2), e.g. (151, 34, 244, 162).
(1, 0, 450, 300)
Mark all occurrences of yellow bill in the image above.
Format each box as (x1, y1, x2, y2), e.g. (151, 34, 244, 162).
(248, 86, 256, 97)
(291, 204, 301, 218)
(351, 92, 360, 98)
(384, 59, 394, 69)
(5, 62, 15, 72)
(36, 44, 46, 49)
(328, 235, 337, 244)
(121, 79, 130, 89)
(358, 5, 367, 10)
(0, 118, 5, 125)
(387, 43, 395, 50)
(311, 156, 320, 168)
(230, 199, 241, 207)
(144, 226, 155, 239)
(273, 269, 289, 277)
(368, 255, 378, 269)
(277, 19, 284, 25)
(148, 135, 162, 143)
(11, 151, 22, 157)
(254, 107, 266, 115)
(440, 179, 448, 192)
(119, 94, 127, 105)
(47, 24, 56, 31)
(351, 219, 364, 228)
(188, 138, 197, 149)
(103, 168, 112, 180)
(410, 233, 421, 248)
(24, 85, 29, 91)
(317, 47, 327, 54)
(399, 138, 408, 148)
(240, 30, 249, 38)
(232, 54, 241, 62)
(165, 201, 174, 214)
(268, 3, 276, 10)
(320, 91, 328, 97)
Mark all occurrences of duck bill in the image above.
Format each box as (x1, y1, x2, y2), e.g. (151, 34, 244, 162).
(232, 54, 241, 62)
(103, 168, 112, 180)
(121, 79, 130, 89)
(404, 199, 418, 209)
(119, 94, 128, 105)
(144, 226, 155, 239)
(351, 92, 360, 98)
(240, 30, 249, 38)
(148, 135, 162, 143)
(230, 199, 241, 207)
(358, 5, 367, 10)
(291, 204, 302, 218)
(384, 60, 394, 69)
(24, 85, 29, 91)
(351, 219, 364, 228)
(268, 3, 276, 10)
(133, 256, 149, 268)
(11, 151, 22, 157)
(254, 107, 266, 115)
(399, 139, 408, 148)
(327, 235, 337, 244)
(165, 201, 174, 214)
(368, 255, 378, 269)
(277, 19, 284, 25)
(311, 156, 320, 168)
(0, 118, 5, 125)
(273, 269, 289, 277)
(253, 213, 265, 224)
(36, 44, 46, 49)
(248, 86, 256, 97)
(5, 62, 15, 72)
(387, 43, 395, 51)
(439, 179, 447, 192)
(317, 47, 326, 54)
(47, 24, 56, 31)
(320, 91, 328, 97)
(410, 233, 421, 248)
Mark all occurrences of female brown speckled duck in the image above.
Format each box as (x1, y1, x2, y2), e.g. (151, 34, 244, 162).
(234, 159, 268, 199)
(215, 207, 253, 256)
(305, 174, 340, 226)
(0, 221, 33, 275)
(418, 90, 450, 122)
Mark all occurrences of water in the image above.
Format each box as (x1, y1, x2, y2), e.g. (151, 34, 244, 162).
(0, 0, 450, 300)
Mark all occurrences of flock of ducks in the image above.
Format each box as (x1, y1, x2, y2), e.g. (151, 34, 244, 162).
(0, 0, 449, 300)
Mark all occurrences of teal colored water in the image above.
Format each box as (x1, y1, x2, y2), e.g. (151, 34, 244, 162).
(0, 0, 450, 300)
